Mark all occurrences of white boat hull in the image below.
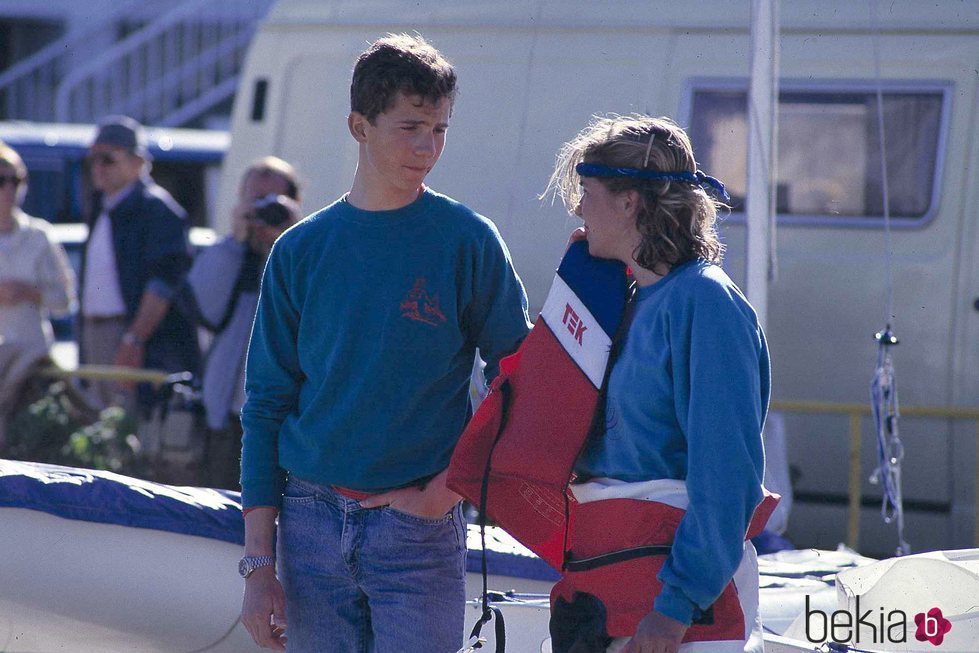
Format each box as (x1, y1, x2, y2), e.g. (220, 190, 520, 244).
(6, 461, 977, 653)
(0, 507, 556, 653)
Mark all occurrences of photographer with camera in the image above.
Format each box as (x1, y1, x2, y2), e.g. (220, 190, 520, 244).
(182, 157, 301, 489)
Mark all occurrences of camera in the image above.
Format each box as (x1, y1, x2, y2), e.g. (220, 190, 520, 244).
(251, 193, 293, 227)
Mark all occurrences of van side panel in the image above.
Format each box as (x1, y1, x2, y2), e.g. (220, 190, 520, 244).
(223, 1, 979, 556)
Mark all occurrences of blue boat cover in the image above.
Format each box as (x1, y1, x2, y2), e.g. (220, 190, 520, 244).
(0, 459, 557, 581)
(0, 459, 245, 544)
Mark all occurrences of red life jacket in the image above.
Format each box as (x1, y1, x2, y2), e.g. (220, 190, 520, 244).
(447, 241, 780, 649)
(550, 485, 779, 650)
(447, 241, 631, 568)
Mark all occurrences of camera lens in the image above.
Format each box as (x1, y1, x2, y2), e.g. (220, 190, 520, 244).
(253, 194, 291, 226)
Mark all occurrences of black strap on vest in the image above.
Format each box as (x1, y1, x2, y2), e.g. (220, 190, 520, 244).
(467, 379, 511, 653)
(585, 281, 638, 443)
(562, 282, 638, 572)
(465, 604, 506, 653)
(564, 544, 672, 573)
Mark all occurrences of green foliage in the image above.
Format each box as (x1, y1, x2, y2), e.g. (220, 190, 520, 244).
(65, 406, 144, 474)
(6, 381, 146, 475)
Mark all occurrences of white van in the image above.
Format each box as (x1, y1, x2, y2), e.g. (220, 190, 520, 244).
(218, 0, 979, 557)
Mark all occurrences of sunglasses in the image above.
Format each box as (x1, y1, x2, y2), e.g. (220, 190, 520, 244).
(87, 153, 124, 167)
(0, 174, 22, 188)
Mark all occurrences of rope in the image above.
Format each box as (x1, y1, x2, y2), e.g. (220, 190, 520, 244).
(867, 0, 908, 557)
(457, 382, 510, 653)
(869, 329, 909, 556)
(870, 0, 895, 326)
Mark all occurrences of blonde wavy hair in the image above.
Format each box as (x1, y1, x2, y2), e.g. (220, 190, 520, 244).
(545, 114, 725, 271)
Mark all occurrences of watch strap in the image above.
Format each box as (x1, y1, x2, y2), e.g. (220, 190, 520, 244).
(239, 554, 276, 577)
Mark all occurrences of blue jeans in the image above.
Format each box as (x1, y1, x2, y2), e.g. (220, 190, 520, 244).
(278, 475, 467, 652)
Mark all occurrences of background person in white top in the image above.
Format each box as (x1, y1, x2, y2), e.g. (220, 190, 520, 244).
(0, 140, 76, 357)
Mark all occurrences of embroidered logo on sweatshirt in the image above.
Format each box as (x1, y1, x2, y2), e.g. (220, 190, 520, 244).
(400, 277, 447, 326)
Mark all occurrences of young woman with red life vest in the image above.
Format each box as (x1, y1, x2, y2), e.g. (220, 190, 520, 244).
(544, 115, 776, 653)
(449, 114, 777, 653)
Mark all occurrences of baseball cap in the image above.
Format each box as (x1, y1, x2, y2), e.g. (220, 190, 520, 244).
(92, 115, 149, 159)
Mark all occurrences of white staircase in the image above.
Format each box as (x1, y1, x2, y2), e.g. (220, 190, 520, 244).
(0, 0, 274, 127)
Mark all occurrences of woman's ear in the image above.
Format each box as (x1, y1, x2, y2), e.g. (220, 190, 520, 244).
(619, 189, 641, 218)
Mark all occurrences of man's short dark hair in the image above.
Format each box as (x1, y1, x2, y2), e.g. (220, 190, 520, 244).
(350, 33, 457, 123)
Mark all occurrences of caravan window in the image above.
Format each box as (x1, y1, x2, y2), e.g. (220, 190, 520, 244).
(686, 81, 948, 227)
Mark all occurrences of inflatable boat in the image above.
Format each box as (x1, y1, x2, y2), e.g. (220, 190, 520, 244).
(5, 459, 976, 653)
(0, 460, 555, 653)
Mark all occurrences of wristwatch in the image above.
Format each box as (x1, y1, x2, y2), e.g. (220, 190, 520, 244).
(238, 555, 276, 578)
(121, 332, 144, 347)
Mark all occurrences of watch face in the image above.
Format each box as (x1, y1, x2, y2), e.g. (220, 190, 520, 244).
(238, 558, 250, 577)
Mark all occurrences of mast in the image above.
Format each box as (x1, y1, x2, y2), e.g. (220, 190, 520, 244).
(745, 0, 779, 330)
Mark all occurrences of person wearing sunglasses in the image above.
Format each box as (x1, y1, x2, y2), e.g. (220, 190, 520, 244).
(0, 140, 76, 359)
(79, 115, 199, 412)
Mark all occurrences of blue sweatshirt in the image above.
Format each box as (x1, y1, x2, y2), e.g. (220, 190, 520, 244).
(574, 259, 769, 625)
(240, 189, 531, 508)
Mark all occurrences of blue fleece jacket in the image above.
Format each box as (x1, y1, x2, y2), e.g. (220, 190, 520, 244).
(240, 188, 530, 509)
(574, 259, 769, 626)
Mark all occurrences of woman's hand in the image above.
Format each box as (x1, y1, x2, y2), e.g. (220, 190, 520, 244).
(621, 610, 688, 653)
(0, 280, 40, 305)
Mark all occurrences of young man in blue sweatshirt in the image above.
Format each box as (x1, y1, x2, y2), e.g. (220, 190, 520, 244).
(238, 35, 530, 652)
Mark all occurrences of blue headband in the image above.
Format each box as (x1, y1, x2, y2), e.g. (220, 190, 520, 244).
(576, 162, 730, 202)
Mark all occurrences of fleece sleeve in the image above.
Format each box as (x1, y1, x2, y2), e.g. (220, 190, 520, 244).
(654, 280, 769, 625)
(464, 223, 531, 382)
(239, 240, 302, 509)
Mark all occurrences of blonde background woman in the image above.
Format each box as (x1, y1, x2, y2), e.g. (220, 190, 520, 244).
(0, 140, 76, 356)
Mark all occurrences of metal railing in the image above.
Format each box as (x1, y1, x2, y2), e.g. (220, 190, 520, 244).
(39, 365, 174, 387)
(0, 0, 149, 122)
(55, 0, 274, 126)
(30, 370, 979, 551)
(0, 0, 273, 126)
(770, 400, 979, 550)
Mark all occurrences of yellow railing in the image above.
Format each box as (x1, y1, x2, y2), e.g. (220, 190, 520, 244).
(25, 372, 979, 548)
(770, 400, 979, 549)
(38, 365, 175, 387)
